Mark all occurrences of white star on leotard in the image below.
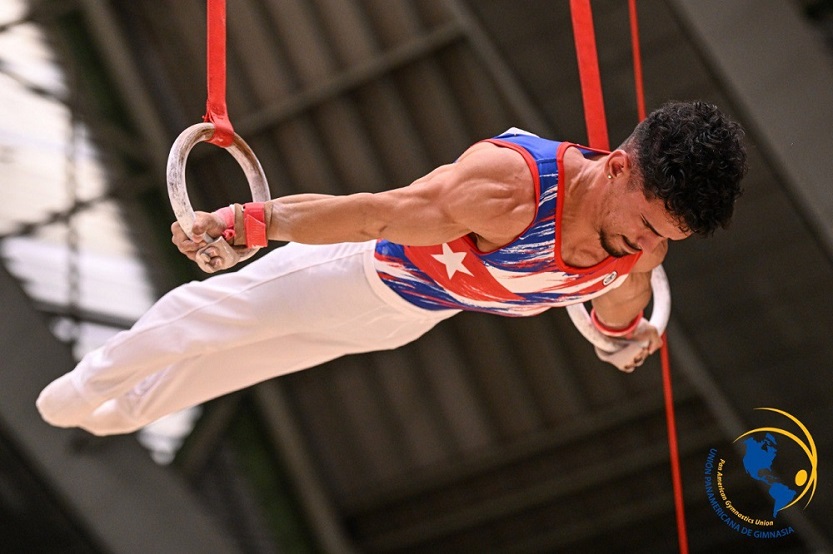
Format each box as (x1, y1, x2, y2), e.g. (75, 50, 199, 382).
(432, 243, 474, 279)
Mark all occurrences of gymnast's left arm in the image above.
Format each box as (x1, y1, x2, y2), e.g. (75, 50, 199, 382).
(589, 245, 667, 370)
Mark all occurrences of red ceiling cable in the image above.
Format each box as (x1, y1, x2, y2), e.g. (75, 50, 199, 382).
(570, 1, 689, 552)
(569, 0, 610, 151)
(626, 2, 689, 552)
(628, 0, 647, 122)
(203, 0, 234, 147)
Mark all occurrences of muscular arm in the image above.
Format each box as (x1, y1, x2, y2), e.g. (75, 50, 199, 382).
(177, 143, 535, 248)
(264, 144, 535, 246)
(591, 240, 666, 327)
(588, 243, 667, 369)
(590, 271, 653, 328)
(172, 143, 536, 266)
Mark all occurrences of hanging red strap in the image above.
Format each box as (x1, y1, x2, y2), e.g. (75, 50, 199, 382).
(627, 2, 689, 552)
(569, 0, 609, 150)
(629, 0, 647, 122)
(571, 2, 689, 553)
(660, 338, 689, 554)
(203, 0, 234, 147)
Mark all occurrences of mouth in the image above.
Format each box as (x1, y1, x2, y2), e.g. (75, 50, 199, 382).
(600, 232, 641, 258)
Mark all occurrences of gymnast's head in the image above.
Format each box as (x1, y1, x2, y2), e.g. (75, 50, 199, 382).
(622, 100, 748, 236)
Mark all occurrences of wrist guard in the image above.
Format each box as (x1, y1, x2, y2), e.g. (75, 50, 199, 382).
(590, 308, 644, 339)
(213, 202, 270, 248)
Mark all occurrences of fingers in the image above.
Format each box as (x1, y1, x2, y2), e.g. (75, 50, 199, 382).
(631, 320, 663, 355)
(170, 222, 204, 260)
(194, 239, 243, 273)
(623, 345, 650, 372)
(196, 244, 227, 271)
(191, 211, 223, 239)
(190, 215, 209, 238)
(170, 211, 247, 273)
(623, 334, 665, 371)
(595, 337, 660, 373)
(170, 212, 224, 262)
(646, 333, 663, 355)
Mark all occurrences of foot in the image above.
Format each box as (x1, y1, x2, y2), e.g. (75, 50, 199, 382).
(36, 373, 101, 428)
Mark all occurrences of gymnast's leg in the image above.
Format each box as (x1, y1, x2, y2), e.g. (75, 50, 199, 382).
(37, 240, 453, 432)
(75, 307, 447, 435)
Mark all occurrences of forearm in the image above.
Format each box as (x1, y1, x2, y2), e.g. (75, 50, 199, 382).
(266, 193, 377, 244)
(217, 145, 533, 248)
(265, 189, 467, 246)
(591, 271, 652, 329)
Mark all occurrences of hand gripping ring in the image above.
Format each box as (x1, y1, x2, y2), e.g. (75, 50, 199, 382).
(167, 123, 271, 272)
(565, 265, 671, 353)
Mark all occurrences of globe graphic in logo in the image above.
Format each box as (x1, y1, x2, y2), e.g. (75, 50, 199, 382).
(735, 408, 818, 518)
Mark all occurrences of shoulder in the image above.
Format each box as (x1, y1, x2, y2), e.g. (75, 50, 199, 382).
(423, 141, 536, 245)
(454, 140, 534, 183)
(407, 141, 534, 203)
(446, 142, 536, 214)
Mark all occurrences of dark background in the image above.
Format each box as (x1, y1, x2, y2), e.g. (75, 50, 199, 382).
(2, 1, 832, 552)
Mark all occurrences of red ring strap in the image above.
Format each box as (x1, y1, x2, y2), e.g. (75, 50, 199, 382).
(571, 2, 689, 552)
(203, 0, 234, 147)
(569, 0, 609, 150)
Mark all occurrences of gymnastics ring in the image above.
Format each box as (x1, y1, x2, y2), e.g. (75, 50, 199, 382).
(167, 122, 271, 272)
(566, 264, 671, 353)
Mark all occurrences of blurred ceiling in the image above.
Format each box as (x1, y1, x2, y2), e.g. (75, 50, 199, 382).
(3, 0, 833, 553)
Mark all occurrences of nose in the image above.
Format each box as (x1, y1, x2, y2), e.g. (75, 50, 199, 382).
(638, 233, 666, 253)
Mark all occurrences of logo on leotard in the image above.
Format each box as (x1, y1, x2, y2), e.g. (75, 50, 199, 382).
(603, 271, 618, 286)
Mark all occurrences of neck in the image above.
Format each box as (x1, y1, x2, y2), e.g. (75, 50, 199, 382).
(559, 147, 608, 267)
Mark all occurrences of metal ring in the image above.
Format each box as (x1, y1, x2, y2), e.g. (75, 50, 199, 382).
(166, 122, 271, 241)
(565, 265, 671, 353)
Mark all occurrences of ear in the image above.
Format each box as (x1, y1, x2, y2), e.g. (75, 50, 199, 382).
(605, 150, 631, 180)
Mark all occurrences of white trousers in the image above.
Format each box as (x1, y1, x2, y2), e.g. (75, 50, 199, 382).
(36, 240, 457, 435)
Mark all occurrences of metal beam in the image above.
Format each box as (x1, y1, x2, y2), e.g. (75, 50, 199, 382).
(253, 381, 358, 554)
(0, 264, 241, 553)
(361, 427, 715, 551)
(0, 172, 155, 243)
(345, 384, 697, 514)
(32, 300, 134, 330)
(0, 55, 146, 160)
(445, 0, 551, 132)
(176, 395, 243, 480)
(75, 0, 170, 174)
(232, 22, 465, 141)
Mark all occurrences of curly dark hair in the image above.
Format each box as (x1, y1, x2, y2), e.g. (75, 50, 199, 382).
(624, 101, 747, 236)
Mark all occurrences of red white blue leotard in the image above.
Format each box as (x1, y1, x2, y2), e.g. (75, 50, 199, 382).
(373, 129, 641, 316)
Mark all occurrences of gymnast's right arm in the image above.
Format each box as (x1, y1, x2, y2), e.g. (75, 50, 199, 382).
(172, 143, 536, 266)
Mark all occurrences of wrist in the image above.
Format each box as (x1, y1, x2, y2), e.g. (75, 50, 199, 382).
(590, 308, 643, 338)
(214, 205, 236, 243)
(212, 202, 271, 248)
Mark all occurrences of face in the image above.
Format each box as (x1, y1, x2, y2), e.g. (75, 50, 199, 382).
(599, 180, 691, 258)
